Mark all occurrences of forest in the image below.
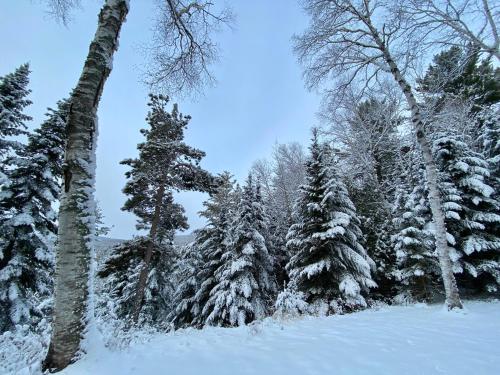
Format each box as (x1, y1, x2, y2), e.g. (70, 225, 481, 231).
(0, 0, 499, 374)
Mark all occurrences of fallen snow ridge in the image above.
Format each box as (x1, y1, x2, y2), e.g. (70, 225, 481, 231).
(60, 300, 500, 375)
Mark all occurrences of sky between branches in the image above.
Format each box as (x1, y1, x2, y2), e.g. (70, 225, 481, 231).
(0, 0, 321, 239)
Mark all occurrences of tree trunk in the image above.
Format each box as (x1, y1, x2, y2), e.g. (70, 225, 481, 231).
(43, 1, 129, 372)
(362, 16, 463, 309)
(132, 182, 166, 323)
(378, 48, 463, 311)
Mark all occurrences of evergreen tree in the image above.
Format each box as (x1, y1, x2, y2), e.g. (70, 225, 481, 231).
(434, 134, 500, 294)
(418, 46, 500, 113)
(478, 106, 500, 192)
(98, 193, 188, 326)
(0, 63, 31, 158)
(120, 94, 213, 321)
(419, 46, 500, 149)
(204, 174, 276, 327)
(252, 143, 306, 288)
(286, 131, 376, 314)
(168, 242, 203, 329)
(95, 202, 112, 237)
(391, 148, 470, 302)
(335, 98, 402, 301)
(173, 172, 237, 328)
(97, 236, 178, 328)
(0, 99, 68, 332)
(392, 181, 441, 303)
(274, 287, 309, 319)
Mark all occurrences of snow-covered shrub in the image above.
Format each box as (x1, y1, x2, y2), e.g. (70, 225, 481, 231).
(0, 320, 51, 374)
(274, 288, 309, 319)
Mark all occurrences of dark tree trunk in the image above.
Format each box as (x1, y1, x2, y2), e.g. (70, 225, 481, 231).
(132, 182, 166, 322)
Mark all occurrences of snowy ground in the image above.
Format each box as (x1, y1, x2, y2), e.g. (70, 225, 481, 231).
(55, 300, 500, 375)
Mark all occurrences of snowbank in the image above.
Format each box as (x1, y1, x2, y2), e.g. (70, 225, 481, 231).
(62, 300, 499, 375)
(2, 300, 499, 374)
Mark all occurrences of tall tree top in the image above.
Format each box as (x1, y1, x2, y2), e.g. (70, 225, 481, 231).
(0, 63, 32, 155)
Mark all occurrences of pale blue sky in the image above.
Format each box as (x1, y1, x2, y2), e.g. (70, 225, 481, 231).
(0, 0, 321, 239)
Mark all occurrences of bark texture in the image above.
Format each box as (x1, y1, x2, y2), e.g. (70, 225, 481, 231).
(132, 182, 166, 323)
(43, 0, 129, 372)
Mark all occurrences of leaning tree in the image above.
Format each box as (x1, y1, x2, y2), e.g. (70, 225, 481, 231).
(294, 0, 467, 309)
(42, 0, 231, 371)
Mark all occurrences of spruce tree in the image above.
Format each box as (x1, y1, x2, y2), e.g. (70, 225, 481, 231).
(391, 148, 470, 302)
(205, 174, 276, 327)
(0, 63, 31, 158)
(392, 181, 441, 303)
(168, 242, 204, 329)
(434, 134, 500, 294)
(95, 202, 112, 237)
(419, 47, 500, 106)
(170, 172, 236, 328)
(286, 132, 376, 314)
(478, 106, 500, 192)
(0, 99, 68, 332)
(336, 98, 402, 301)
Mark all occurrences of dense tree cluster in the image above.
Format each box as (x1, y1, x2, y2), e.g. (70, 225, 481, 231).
(2, 44, 498, 340)
(0, 64, 68, 333)
(0, 1, 499, 371)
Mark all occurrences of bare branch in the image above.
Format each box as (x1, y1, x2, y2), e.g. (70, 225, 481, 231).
(144, 0, 234, 96)
(397, 0, 500, 61)
(45, 0, 81, 25)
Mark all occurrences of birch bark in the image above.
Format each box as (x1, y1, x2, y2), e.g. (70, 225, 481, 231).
(43, 0, 129, 371)
(366, 20, 463, 310)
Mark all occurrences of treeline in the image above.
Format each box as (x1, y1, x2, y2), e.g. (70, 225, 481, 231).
(93, 46, 498, 329)
(1, 47, 499, 336)
(0, 47, 498, 338)
(0, 64, 67, 333)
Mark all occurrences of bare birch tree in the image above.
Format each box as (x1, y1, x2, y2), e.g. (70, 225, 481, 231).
(398, 0, 500, 61)
(294, 0, 463, 310)
(42, 0, 231, 371)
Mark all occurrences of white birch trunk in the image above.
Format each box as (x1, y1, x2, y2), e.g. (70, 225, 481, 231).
(384, 57, 463, 310)
(365, 19, 463, 310)
(43, 0, 129, 371)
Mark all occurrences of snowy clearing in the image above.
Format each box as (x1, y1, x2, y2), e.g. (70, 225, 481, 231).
(56, 300, 500, 375)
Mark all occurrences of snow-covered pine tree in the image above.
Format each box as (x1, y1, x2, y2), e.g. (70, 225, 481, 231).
(478, 105, 499, 192)
(434, 134, 500, 294)
(168, 241, 203, 329)
(97, 236, 177, 328)
(418, 46, 500, 117)
(205, 174, 276, 327)
(0, 99, 68, 332)
(169, 172, 236, 328)
(98, 192, 188, 327)
(120, 94, 213, 322)
(274, 287, 309, 319)
(392, 178, 442, 303)
(286, 131, 376, 314)
(0, 63, 31, 159)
